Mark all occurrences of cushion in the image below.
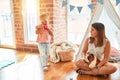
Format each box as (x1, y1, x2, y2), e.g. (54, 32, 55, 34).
(110, 47, 120, 56)
(58, 49, 75, 61)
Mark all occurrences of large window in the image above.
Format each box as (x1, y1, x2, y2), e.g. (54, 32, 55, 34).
(22, 0, 39, 43)
(67, 0, 91, 44)
(0, 0, 15, 48)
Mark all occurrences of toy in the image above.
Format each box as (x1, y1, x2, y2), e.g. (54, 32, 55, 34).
(84, 52, 100, 69)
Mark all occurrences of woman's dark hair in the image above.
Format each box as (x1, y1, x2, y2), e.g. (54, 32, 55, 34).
(89, 22, 106, 47)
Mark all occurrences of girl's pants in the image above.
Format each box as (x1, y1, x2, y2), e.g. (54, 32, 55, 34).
(38, 43, 50, 67)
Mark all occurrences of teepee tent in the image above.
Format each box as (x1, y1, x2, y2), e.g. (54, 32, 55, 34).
(75, 0, 120, 61)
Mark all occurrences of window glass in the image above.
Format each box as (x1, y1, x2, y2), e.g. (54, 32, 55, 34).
(23, 0, 39, 43)
(67, 0, 91, 44)
(0, 0, 15, 47)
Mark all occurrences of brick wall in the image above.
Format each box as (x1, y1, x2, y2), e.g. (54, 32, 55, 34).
(40, 0, 67, 43)
(13, 0, 25, 50)
(13, 0, 67, 52)
(13, 0, 96, 52)
(53, 0, 67, 43)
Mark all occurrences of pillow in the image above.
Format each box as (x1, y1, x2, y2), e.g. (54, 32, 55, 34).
(110, 47, 120, 56)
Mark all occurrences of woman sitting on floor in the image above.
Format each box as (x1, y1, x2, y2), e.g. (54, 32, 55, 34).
(75, 22, 117, 78)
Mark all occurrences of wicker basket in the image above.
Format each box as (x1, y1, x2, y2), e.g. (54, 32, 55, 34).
(58, 49, 75, 61)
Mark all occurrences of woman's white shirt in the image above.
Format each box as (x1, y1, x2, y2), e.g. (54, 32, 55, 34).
(87, 39, 107, 61)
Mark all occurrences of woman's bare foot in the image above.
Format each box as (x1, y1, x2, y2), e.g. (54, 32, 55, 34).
(72, 64, 79, 70)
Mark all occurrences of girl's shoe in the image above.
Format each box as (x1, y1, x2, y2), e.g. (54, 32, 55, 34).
(43, 66, 48, 71)
(47, 63, 50, 67)
(76, 69, 85, 75)
(97, 74, 109, 78)
(76, 69, 81, 73)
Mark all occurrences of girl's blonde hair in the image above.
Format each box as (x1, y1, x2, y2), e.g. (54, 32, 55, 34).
(40, 13, 49, 20)
(89, 22, 107, 47)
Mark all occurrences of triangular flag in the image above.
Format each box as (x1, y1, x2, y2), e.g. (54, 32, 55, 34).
(70, 5, 75, 12)
(62, 0, 67, 7)
(77, 7, 83, 13)
(88, 3, 94, 10)
(98, 0, 103, 4)
(116, 0, 120, 6)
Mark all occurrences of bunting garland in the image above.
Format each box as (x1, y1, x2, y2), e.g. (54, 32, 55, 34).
(62, 0, 67, 7)
(69, 5, 83, 14)
(116, 0, 120, 6)
(88, 3, 94, 10)
(98, 0, 103, 4)
(60, 0, 119, 14)
(77, 7, 83, 13)
(70, 5, 75, 12)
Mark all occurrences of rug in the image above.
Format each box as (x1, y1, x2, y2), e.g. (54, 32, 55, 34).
(0, 60, 15, 70)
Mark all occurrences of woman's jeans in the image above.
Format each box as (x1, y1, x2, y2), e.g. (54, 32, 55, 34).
(38, 43, 50, 67)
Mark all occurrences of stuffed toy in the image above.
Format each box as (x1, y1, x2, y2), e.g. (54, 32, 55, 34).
(84, 52, 100, 69)
(43, 24, 48, 30)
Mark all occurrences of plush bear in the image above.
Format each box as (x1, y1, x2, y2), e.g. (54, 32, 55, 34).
(84, 52, 100, 69)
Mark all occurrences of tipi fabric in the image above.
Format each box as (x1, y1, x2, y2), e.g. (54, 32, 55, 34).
(75, 0, 120, 61)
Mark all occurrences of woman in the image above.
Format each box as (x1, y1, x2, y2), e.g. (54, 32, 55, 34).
(75, 22, 117, 77)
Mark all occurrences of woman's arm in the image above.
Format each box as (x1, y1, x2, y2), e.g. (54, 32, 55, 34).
(97, 40, 111, 67)
(82, 38, 89, 56)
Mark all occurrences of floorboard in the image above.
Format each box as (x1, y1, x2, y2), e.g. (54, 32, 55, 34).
(0, 48, 120, 80)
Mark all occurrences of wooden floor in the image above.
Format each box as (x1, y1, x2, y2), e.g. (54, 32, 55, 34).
(0, 48, 120, 80)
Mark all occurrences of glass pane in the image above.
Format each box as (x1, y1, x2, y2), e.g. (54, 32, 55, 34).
(67, 0, 91, 44)
(68, 17, 90, 44)
(25, 0, 38, 42)
(0, 0, 14, 46)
